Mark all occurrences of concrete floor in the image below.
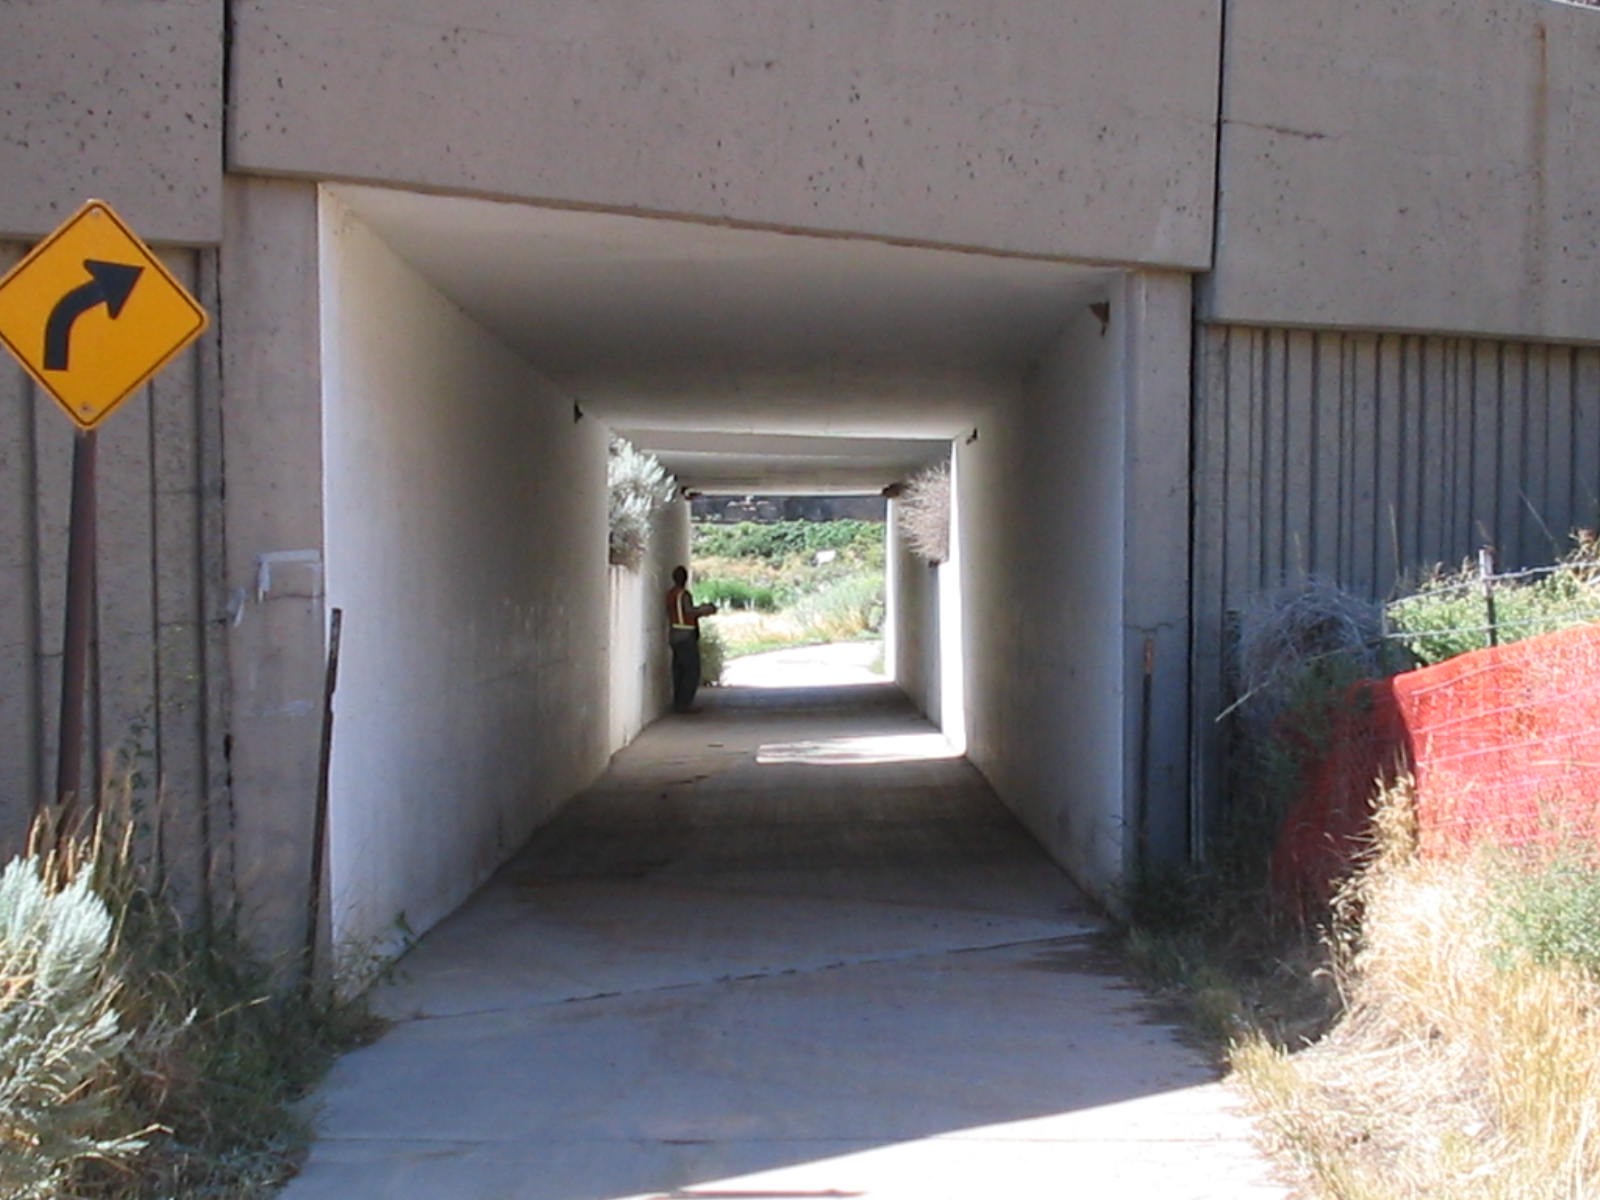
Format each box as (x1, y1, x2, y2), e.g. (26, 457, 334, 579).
(281, 684, 1287, 1199)
(717, 638, 885, 689)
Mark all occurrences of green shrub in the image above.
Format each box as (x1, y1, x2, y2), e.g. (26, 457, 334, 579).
(0, 855, 143, 1199)
(695, 578, 778, 611)
(1, 793, 382, 1199)
(692, 519, 882, 564)
(792, 571, 885, 642)
(698, 625, 726, 686)
(1387, 535, 1600, 666)
(1493, 851, 1600, 976)
(86, 845, 380, 1198)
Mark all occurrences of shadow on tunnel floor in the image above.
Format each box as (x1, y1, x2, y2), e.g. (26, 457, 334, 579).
(281, 680, 1283, 1200)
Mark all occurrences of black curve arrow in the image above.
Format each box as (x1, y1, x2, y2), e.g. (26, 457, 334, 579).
(43, 259, 144, 371)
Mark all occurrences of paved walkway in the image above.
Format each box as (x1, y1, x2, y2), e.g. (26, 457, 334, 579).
(282, 684, 1286, 1199)
(717, 638, 884, 688)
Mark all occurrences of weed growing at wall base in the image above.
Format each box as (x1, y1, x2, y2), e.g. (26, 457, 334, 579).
(1234, 791, 1600, 1199)
(1492, 848, 1600, 976)
(1, 789, 382, 1199)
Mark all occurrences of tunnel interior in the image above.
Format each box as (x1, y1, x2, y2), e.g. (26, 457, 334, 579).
(316, 182, 1145, 963)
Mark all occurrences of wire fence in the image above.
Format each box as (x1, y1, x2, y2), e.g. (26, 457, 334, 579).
(1383, 549, 1600, 655)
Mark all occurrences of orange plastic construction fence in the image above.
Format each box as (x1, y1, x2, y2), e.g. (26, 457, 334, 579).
(1270, 622, 1600, 918)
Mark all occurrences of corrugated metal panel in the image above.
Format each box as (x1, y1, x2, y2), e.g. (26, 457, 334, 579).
(1191, 325, 1600, 831)
(0, 242, 229, 916)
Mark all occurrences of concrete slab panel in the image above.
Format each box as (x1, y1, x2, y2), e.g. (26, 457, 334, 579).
(319, 192, 612, 963)
(231, 1, 1220, 268)
(958, 294, 1131, 898)
(0, 0, 223, 243)
(281, 685, 1285, 1200)
(221, 177, 327, 961)
(1119, 273, 1193, 866)
(1208, 0, 1600, 341)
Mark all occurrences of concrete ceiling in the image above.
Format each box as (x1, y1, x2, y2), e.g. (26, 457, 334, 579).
(620, 430, 950, 495)
(330, 184, 1112, 488)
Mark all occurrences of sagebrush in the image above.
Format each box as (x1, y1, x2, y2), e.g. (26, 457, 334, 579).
(0, 855, 143, 1199)
(1, 793, 379, 1199)
(608, 436, 677, 569)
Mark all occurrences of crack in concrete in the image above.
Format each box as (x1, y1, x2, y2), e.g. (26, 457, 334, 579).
(392, 932, 1105, 1025)
(606, 875, 1092, 924)
(1225, 118, 1334, 142)
(317, 1129, 1249, 1149)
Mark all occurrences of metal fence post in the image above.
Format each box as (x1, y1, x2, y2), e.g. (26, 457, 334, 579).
(1479, 547, 1499, 648)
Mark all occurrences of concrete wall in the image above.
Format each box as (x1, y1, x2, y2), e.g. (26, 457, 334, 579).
(222, 178, 330, 961)
(1118, 273, 1194, 866)
(938, 470, 968, 753)
(1191, 323, 1600, 827)
(957, 305, 1127, 896)
(230, 0, 1221, 268)
(887, 497, 942, 724)
(1207, 0, 1600, 342)
(0, 0, 223, 242)
(957, 272, 1191, 898)
(607, 498, 690, 753)
(319, 192, 611, 962)
(0, 239, 227, 913)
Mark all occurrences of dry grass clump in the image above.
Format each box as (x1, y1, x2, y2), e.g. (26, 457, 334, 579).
(1235, 791, 1600, 1199)
(896, 462, 949, 565)
(1231, 582, 1387, 739)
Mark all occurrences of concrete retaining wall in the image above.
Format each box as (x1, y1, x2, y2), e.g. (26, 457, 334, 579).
(0, 0, 223, 243)
(229, 0, 1221, 268)
(957, 304, 1127, 895)
(607, 499, 690, 753)
(0, 240, 228, 913)
(1208, 0, 1600, 342)
(1192, 322, 1600, 831)
(319, 192, 611, 962)
(887, 496, 943, 724)
(957, 271, 1192, 898)
(222, 178, 330, 962)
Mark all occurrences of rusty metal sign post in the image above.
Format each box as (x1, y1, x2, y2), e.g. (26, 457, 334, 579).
(54, 432, 99, 827)
(0, 199, 209, 828)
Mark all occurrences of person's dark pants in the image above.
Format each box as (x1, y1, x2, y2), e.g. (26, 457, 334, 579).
(670, 630, 701, 711)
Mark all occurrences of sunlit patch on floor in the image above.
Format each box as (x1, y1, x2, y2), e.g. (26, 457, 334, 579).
(756, 732, 960, 766)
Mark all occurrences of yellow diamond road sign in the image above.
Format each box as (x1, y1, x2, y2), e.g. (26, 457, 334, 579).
(0, 200, 209, 432)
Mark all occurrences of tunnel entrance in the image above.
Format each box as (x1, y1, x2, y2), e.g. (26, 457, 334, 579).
(315, 182, 1185, 968)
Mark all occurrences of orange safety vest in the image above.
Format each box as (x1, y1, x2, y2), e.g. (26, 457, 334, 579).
(667, 586, 697, 630)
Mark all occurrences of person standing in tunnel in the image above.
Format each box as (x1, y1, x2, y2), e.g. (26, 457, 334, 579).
(666, 565, 719, 712)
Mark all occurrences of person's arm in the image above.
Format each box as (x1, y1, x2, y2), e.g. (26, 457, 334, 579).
(685, 590, 718, 618)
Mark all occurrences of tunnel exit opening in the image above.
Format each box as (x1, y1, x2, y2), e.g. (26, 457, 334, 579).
(315, 182, 1190, 970)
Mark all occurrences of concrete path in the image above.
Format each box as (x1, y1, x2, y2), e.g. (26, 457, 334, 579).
(717, 639, 884, 689)
(282, 684, 1286, 1200)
